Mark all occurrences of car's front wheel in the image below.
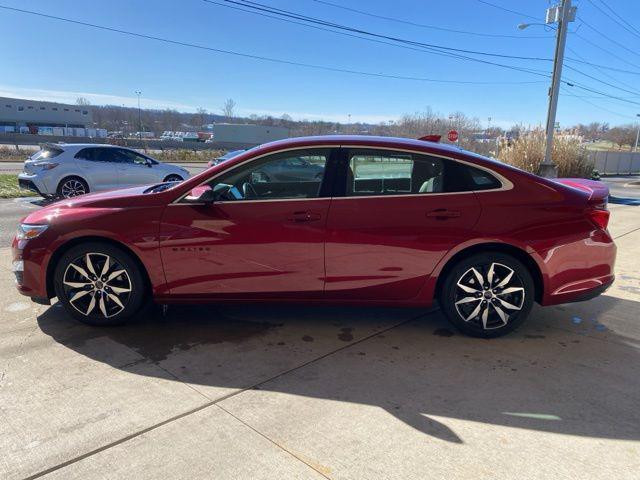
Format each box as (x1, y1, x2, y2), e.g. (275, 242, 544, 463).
(53, 242, 147, 326)
(440, 252, 534, 338)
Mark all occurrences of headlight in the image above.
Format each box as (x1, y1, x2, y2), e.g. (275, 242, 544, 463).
(16, 224, 48, 240)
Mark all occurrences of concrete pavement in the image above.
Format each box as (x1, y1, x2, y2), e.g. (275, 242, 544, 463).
(1, 204, 639, 479)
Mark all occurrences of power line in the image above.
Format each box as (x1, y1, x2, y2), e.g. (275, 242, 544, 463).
(213, 0, 554, 62)
(563, 64, 640, 97)
(572, 30, 640, 71)
(564, 56, 640, 76)
(475, 0, 539, 21)
(307, 0, 551, 39)
(576, 15, 640, 59)
(2, 3, 638, 110)
(585, 0, 640, 39)
(566, 46, 640, 94)
(561, 87, 638, 120)
(0, 4, 546, 86)
(210, 1, 640, 104)
(202, 0, 555, 78)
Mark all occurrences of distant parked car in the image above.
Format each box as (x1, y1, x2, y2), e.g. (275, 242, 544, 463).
(18, 143, 190, 199)
(207, 149, 246, 167)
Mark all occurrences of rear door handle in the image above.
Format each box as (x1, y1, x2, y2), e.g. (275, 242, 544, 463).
(287, 211, 322, 223)
(426, 209, 461, 219)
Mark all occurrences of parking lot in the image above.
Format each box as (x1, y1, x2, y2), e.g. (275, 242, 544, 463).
(0, 165, 638, 479)
(0, 197, 638, 479)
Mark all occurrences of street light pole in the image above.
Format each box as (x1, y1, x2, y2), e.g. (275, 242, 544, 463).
(539, 0, 576, 178)
(135, 90, 142, 140)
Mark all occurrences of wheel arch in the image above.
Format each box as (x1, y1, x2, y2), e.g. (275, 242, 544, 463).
(163, 173, 184, 182)
(46, 235, 152, 299)
(433, 242, 544, 304)
(56, 174, 90, 194)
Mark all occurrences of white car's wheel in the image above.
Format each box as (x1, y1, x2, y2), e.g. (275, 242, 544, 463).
(57, 177, 89, 198)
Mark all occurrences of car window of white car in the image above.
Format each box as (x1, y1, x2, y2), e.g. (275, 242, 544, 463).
(113, 149, 149, 166)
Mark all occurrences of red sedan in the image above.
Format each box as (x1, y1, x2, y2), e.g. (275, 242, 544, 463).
(12, 135, 615, 338)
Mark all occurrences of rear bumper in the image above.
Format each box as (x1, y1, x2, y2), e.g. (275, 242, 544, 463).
(18, 173, 51, 196)
(540, 229, 616, 306)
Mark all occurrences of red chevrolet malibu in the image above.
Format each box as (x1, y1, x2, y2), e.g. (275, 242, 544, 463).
(12, 135, 615, 337)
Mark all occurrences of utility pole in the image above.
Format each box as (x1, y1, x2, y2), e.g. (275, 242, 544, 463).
(539, 0, 576, 178)
(635, 113, 640, 152)
(135, 90, 142, 140)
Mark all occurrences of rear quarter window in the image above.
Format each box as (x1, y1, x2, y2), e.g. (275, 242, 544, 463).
(446, 162, 502, 192)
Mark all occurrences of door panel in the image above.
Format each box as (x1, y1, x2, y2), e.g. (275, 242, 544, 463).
(159, 200, 329, 296)
(159, 147, 336, 297)
(324, 148, 482, 301)
(113, 149, 158, 186)
(74, 148, 119, 191)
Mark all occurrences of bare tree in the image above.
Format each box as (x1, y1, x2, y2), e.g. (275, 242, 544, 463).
(194, 108, 208, 128)
(605, 125, 636, 150)
(76, 97, 91, 106)
(221, 99, 236, 120)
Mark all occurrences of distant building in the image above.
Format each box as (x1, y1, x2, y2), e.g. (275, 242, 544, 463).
(0, 96, 93, 131)
(211, 123, 289, 146)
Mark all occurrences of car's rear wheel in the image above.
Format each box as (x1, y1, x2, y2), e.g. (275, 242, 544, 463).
(440, 252, 534, 338)
(57, 176, 89, 198)
(163, 174, 183, 182)
(53, 242, 147, 326)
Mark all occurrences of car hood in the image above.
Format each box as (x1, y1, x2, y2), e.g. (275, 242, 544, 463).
(21, 185, 168, 225)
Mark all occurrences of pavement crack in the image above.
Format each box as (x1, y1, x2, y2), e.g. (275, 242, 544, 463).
(215, 403, 332, 480)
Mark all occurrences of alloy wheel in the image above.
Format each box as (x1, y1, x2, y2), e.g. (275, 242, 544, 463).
(62, 252, 132, 318)
(453, 262, 525, 330)
(60, 179, 87, 197)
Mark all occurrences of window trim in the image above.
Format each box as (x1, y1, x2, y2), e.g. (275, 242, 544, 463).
(169, 145, 512, 205)
(171, 145, 338, 205)
(337, 146, 508, 199)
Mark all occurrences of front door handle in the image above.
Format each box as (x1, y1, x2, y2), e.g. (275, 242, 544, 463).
(426, 209, 461, 219)
(287, 211, 322, 223)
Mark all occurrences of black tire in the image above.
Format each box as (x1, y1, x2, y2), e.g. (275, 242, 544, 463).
(57, 176, 89, 198)
(163, 174, 183, 182)
(53, 242, 147, 326)
(439, 252, 534, 338)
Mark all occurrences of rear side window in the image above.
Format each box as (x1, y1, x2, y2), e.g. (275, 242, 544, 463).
(30, 146, 63, 161)
(75, 148, 100, 161)
(344, 149, 502, 196)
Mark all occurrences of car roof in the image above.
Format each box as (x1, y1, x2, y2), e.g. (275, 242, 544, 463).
(253, 135, 468, 156)
(48, 143, 124, 150)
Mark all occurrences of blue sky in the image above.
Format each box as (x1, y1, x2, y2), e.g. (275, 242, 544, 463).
(1, 0, 639, 128)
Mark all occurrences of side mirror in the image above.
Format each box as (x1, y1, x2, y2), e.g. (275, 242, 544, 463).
(184, 185, 215, 203)
(146, 159, 153, 168)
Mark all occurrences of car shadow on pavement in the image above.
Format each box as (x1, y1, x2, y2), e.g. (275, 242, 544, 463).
(36, 296, 640, 444)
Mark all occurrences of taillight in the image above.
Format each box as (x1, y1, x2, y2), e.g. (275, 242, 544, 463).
(587, 207, 610, 230)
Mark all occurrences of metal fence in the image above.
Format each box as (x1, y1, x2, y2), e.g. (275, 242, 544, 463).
(589, 150, 640, 175)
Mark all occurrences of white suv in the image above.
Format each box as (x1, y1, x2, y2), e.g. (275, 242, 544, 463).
(18, 143, 190, 198)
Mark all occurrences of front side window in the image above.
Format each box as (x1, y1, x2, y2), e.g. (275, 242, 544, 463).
(203, 148, 330, 202)
(114, 149, 150, 165)
(345, 149, 502, 196)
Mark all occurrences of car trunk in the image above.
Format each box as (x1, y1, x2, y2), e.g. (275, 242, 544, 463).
(553, 178, 609, 205)
(554, 178, 611, 230)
